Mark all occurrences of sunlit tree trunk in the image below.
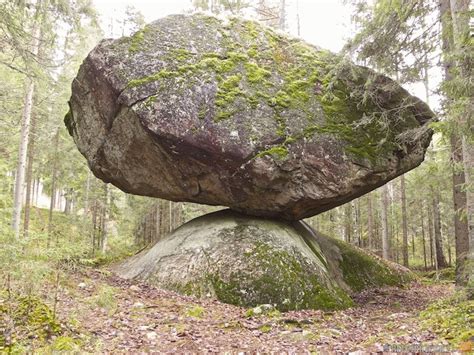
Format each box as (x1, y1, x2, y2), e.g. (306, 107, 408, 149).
(11, 0, 43, 239)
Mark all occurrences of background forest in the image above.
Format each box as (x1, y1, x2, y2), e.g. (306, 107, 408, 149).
(0, 0, 472, 352)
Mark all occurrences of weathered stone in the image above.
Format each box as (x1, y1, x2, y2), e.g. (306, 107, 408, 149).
(115, 210, 413, 311)
(67, 14, 434, 220)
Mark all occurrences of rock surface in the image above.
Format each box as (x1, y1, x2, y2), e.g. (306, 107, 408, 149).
(67, 14, 434, 220)
(115, 210, 413, 311)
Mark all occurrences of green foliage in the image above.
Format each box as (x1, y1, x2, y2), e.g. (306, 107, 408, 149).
(0, 294, 62, 350)
(420, 291, 474, 346)
(93, 285, 118, 313)
(185, 305, 205, 318)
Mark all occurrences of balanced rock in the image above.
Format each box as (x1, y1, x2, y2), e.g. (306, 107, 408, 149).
(66, 14, 434, 220)
(115, 210, 413, 311)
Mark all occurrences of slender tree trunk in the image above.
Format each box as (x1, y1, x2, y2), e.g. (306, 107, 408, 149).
(462, 137, 474, 296)
(47, 130, 60, 245)
(23, 113, 36, 238)
(34, 178, 40, 206)
(400, 175, 409, 267)
(432, 188, 448, 268)
(11, 0, 43, 239)
(421, 204, 427, 270)
(381, 184, 391, 260)
(295, 0, 300, 36)
(101, 184, 109, 253)
(343, 203, 351, 243)
(84, 172, 91, 218)
(279, 0, 286, 31)
(427, 203, 434, 268)
(355, 200, 362, 247)
(367, 193, 374, 249)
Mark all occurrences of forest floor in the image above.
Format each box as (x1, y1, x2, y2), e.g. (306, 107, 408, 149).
(39, 267, 466, 353)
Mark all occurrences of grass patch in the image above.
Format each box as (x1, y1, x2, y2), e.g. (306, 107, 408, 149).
(185, 305, 205, 318)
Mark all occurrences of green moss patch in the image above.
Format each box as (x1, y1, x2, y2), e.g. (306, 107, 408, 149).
(420, 291, 474, 347)
(0, 294, 62, 350)
(113, 15, 428, 164)
(172, 240, 353, 312)
(332, 238, 413, 292)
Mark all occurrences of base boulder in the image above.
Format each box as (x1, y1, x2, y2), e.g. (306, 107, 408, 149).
(115, 210, 412, 311)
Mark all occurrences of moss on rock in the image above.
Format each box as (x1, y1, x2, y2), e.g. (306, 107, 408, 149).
(116, 210, 413, 312)
(331, 238, 414, 291)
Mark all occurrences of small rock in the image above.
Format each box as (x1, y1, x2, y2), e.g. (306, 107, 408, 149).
(260, 304, 275, 311)
(146, 331, 157, 341)
(138, 325, 150, 331)
(129, 285, 141, 292)
(77, 282, 87, 289)
(132, 302, 145, 309)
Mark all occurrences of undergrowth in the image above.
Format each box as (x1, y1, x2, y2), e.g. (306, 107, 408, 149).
(419, 290, 474, 347)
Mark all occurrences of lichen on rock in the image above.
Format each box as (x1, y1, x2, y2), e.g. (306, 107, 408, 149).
(67, 13, 434, 220)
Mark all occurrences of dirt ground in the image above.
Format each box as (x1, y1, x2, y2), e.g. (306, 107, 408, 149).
(53, 268, 455, 353)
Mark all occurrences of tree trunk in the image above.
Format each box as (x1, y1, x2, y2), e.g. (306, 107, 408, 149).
(11, 0, 43, 239)
(448, 0, 473, 295)
(101, 184, 110, 254)
(343, 203, 351, 243)
(427, 203, 434, 268)
(432, 188, 448, 268)
(421, 204, 427, 270)
(462, 137, 474, 295)
(23, 113, 36, 238)
(47, 130, 60, 246)
(367, 193, 374, 249)
(278, 0, 286, 31)
(381, 184, 391, 260)
(400, 175, 409, 267)
(440, 0, 470, 284)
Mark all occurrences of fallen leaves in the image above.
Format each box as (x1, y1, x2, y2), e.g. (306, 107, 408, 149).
(48, 269, 455, 353)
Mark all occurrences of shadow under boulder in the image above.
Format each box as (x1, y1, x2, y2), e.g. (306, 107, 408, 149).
(115, 210, 413, 311)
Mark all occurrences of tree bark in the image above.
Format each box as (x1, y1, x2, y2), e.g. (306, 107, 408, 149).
(343, 203, 351, 243)
(47, 130, 60, 246)
(421, 203, 427, 270)
(23, 113, 36, 238)
(367, 193, 374, 249)
(101, 184, 110, 254)
(381, 184, 391, 260)
(278, 0, 286, 31)
(432, 188, 448, 268)
(11, 0, 43, 239)
(400, 175, 409, 267)
(427, 202, 434, 268)
(449, 0, 473, 297)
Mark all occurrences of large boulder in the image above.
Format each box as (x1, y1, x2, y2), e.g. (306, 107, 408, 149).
(115, 210, 413, 311)
(66, 14, 434, 220)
